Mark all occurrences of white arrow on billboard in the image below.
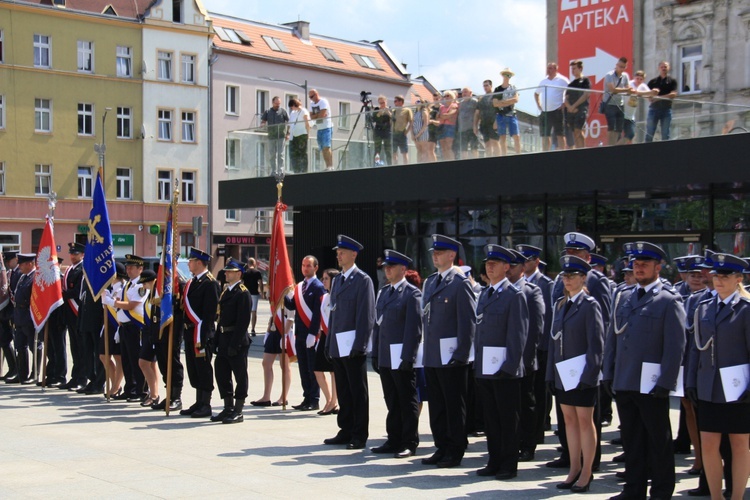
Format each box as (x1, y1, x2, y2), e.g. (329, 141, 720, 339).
(570, 47, 619, 84)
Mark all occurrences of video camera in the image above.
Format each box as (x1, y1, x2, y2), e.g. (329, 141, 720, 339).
(360, 90, 373, 106)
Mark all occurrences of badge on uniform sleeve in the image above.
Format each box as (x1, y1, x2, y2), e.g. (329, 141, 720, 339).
(139, 288, 146, 297)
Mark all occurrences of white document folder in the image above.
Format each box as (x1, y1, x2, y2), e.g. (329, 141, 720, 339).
(555, 354, 586, 392)
(439, 337, 458, 365)
(390, 343, 403, 370)
(335, 330, 356, 357)
(719, 363, 750, 402)
(640, 362, 684, 397)
(482, 346, 507, 376)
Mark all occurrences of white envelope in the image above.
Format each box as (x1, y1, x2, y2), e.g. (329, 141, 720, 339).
(415, 342, 424, 368)
(469, 342, 475, 363)
(440, 337, 458, 365)
(335, 330, 356, 357)
(640, 362, 684, 397)
(390, 343, 403, 370)
(482, 346, 507, 376)
(719, 363, 750, 402)
(555, 354, 586, 392)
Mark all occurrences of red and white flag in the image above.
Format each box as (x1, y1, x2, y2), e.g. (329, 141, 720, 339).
(269, 201, 296, 361)
(31, 217, 64, 332)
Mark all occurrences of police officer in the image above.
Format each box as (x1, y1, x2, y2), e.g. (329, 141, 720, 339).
(13, 254, 37, 384)
(0, 251, 19, 382)
(421, 235, 476, 469)
(323, 235, 375, 450)
(60, 242, 86, 391)
(179, 248, 220, 419)
(370, 250, 422, 459)
(603, 241, 686, 500)
(212, 258, 251, 424)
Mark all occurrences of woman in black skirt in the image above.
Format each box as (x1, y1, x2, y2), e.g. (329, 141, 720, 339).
(314, 268, 339, 415)
(687, 253, 750, 500)
(547, 256, 604, 493)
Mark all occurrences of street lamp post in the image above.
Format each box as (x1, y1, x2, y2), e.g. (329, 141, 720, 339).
(94, 107, 113, 180)
(259, 77, 309, 108)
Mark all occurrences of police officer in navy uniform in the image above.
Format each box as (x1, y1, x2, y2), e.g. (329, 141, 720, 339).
(517, 244, 554, 445)
(603, 241, 686, 500)
(420, 235, 477, 469)
(285, 255, 326, 411)
(180, 247, 220, 419)
(370, 250, 422, 459)
(212, 258, 251, 424)
(60, 243, 86, 390)
(323, 235, 375, 450)
(13, 253, 38, 384)
(474, 244, 528, 480)
(0, 251, 19, 382)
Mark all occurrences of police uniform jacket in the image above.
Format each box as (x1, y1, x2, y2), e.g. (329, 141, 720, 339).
(687, 294, 750, 403)
(284, 276, 325, 337)
(1, 266, 21, 321)
(474, 278, 528, 379)
(553, 269, 612, 330)
(527, 270, 554, 351)
(603, 283, 686, 392)
(683, 288, 712, 371)
(515, 279, 544, 372)
(326, 266, 375, 358)
(372, 280, 422, 369)
(676, 281, 691, 301)
(183, 271, 220, 345)
(422, 267, 476, 368)
(217, 282, 251, 353)
(546, 294, 605, 389)
(13, 270, 34, 328)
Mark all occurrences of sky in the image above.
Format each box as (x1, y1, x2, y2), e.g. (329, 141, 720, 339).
(200, 0, 548, 112)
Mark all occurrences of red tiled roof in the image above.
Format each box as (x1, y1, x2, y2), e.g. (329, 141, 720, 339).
(408, 79, 439, 106)
(210, 14, 408, 84)
(16, 0, 154, 19)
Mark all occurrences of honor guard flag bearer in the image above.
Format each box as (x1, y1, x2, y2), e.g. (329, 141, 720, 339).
(83, 169, 116, 300)
(269, 199, 296, 361)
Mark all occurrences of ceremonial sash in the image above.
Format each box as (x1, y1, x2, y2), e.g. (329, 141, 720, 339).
(183, 279, 204, 356)
(320, 293, 330, 335)
(294, 281, 313, 328)
(121, 282, 145, 326)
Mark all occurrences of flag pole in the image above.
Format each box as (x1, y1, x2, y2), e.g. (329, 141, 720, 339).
(40, 195, 57, 390)
(41, 323, 49, 391)
(275, 170, 287, 411)
(165, 180, 179, 416)
(100, 166, 112, 403)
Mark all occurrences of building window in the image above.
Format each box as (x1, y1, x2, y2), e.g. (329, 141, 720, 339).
(181, 53, 195, 84)
(157, 51, 172, 81)
(116, 167, 132, 200)
(339, 102, 351, 129)
(77, 40, 93, 73)
(284, 210, 293, 224)
(261, 35, 290, 53)
(117, 107, 132, 139)
(0, 95, 4, 129)
(318, 47, 342, 62)
(34, 34, 51, 68)
(35, 164, 52, 195)
(226, 86, 239, 115)
(226, 138, 239, 169)
(0, 162, 5, 195)
(157, 170, 172, 201)
(181, 171, 195, 203)
(78, 103, 94, 136)
(77, 166, 93, 198)
(256, 209, 270, 233)
(0, 30, 4, 64)
(179, 232, 194, 257)
(225, 209, 239, 222)
(680, 45, 702, 94)
(256, 90, 269, 115)
(181, 111, 195, 142)
(172, 0, 182, 23)
(35, 98, 52, 132)
(351, 54, 382, 70)
(116, 46, 132, 77)
(158, 109, 172, 141)
(215, 27, 252, 45)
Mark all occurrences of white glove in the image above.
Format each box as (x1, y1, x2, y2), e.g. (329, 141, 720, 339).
(114, 329, 120, 344)
(306, 334, 316, 349)
(102, 295, 115, 307)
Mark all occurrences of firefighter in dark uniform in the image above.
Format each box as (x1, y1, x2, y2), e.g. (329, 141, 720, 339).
(180, 247, 220, 419)
(60, 242, 86, 391)
(211, 258, 251, 424)
(78, 273, 105, 394)
(13, 253, 37, 384)
(1, 251, 19, 382)
(44, 257, 68, 386)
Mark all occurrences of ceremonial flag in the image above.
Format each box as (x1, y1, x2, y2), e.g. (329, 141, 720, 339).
(269, 201, 296, 360)
(156, 203, 175, 336)
(31, 217, 64, 332)
(83, 169, 116, 300)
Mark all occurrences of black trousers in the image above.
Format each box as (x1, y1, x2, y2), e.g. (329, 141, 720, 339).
(425, 365, 469, 459)
(183, 329, 214, 392)
(0, 317, 14, 347)
(519, 371, 537, 453)
(65, 308, 85, 384)
(332, 355, 369, 442)
(156, 328, 184, 400)
(119, 323, 145, 397)
(295, 334, 319, 404)
(214, 346, 249, 400)
(379, 367, 419, 451)
(81, 328, 104, 387)
(616, 391, 675, 499)
(466, 363, 483, 434)
(47, 322, 67, 382)
(477, 377, 521, 474)
(533, 349, 551, 443)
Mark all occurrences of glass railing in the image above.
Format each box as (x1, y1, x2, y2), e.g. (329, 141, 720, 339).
(226, 86, 750, 179)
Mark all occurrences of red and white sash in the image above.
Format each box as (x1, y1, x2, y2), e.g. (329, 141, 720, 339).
(320, 293, 330, 335)
(294, 281, 313, 328)
(183, 279, 204, 355)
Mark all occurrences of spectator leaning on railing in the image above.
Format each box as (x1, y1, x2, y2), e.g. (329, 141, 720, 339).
(288, 98, 311, 174)
(645, 61, 678, 143)
(534, 62, 569, 152)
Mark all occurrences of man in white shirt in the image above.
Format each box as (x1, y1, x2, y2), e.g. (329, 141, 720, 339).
(534, 62, 569, 151)
(624, 70, 650, 144)
(309, 89, 334, 170)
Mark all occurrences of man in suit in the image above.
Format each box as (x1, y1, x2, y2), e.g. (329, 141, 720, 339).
(518, 244, 554, 444)
(60, 242, 86, 390)
(0, 251, 19, 382)
(603, 241, 686, 500)
(421, 234, 477, 468)
(13, 253, 37, 384)
(370, 250, 422, 459)
(324, 235, 375, 450)
(286, 255, 326, 411)
(179, 248, 220, 418)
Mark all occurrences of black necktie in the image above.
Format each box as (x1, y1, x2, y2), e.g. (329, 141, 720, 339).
(435, 274, 442, 287)
(302, 280, 308, 294)
(717, 301, 726, 315)
(390, 286, 396, 295)
(637, 288, 646, 300)
(487, 286, 494, 298)
(563, 299, 573, 316)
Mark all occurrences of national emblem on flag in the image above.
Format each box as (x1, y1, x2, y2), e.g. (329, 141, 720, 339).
(31, 217, 64, 332)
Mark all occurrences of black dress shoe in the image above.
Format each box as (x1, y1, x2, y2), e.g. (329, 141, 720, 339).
(570, 475, 593, 493)
(69, 384, 87, 392)
(609, 493, 628, 500)
(5, 375, 20, 384)
(210, 408, 233, 422)
(21, 377, 37, 385)
(421, 451, 445, 465)
(85, 386, 104, 395)
(686, 486, 711, 497)
(687, 467, 702, 476)
(291, 401, 307, 410)
(151, 399, 167, 410)
(394, 448, 414, 459)
(613, 452, 626, 463)
(436, 456, 461, 468)
(546, 457, 570, 468)
(168, 399, 182, 411)
(179, 402, 200, 416)
(347, 440, 366, 450)
(476, 466, 499, 477)
(191, 404, 212, 418)
(222, 412, 244, 424)
(615, 471, 627, 481)
(323, 434, 350, 445)
(610, 437, 623, 445)
(370, 443, 398, 454)
(518, 450, 535, 462)
(300, 404, 319, 411)
(250, 400, 272, 407)
(495, 470, 517, 480)
(57, 380, 74, 390)
(47, 380, 64, 388)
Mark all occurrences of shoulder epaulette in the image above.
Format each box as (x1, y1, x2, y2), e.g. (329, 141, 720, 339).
(206, 272, 215, 281)
(238, 284, 248, 292)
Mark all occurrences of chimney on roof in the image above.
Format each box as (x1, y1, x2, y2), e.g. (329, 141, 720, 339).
(284, 20, 310, 42)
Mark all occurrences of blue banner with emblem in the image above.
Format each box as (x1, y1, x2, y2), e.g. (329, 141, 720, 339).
(83, 169, 116, 301)
(158, 204, 174, 335)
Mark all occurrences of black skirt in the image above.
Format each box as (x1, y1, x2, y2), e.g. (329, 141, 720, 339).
(556, 386, 597, 408)
(314, 333, 333, 372)
(698, 400, 750, 433)
(264, 329, 283, 355)
(98, 325, 121, 356)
